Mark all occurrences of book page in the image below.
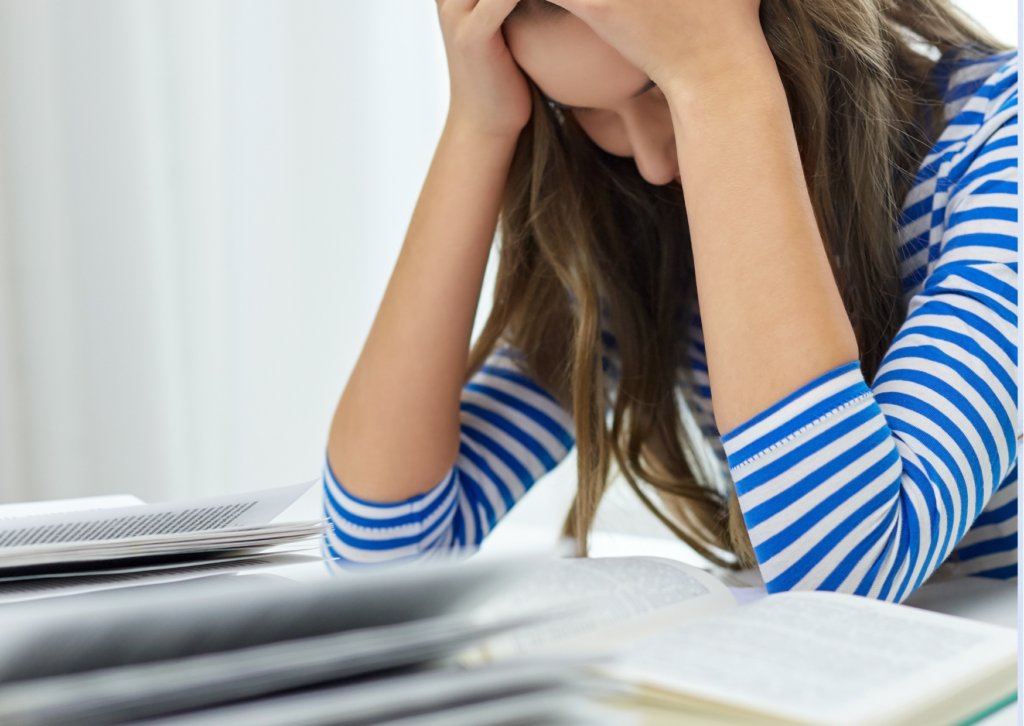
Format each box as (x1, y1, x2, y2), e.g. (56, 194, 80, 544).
(609, 591, 1016, 726)
(472, 557, 735, 659)
(0, 482, 314, 548)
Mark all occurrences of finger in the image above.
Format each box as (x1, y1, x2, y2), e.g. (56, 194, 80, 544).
(537, 0, 612, 32)
(469, 0, 523, 32)
(541, 0, 581, 13)
(544, 0, 615, 24)
(437, 0, 479, 14)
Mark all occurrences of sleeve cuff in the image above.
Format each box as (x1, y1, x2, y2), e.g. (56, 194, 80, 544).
(721, 362, 870, 472)
(323, 454, 457, 530)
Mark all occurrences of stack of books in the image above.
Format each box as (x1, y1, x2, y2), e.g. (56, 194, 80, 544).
(0, 489, 1013, 726)
(0, 558, 605, 725)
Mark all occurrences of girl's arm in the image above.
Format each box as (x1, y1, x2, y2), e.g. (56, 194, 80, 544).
(555, 1, 1018, 597)
(550, 0, 858, 434)
(669, 62, 860, 434)
(329, 0, 530, 503)
(325, 346, 575, 562)
(722, 70, 1018, 594)
(329, 124, 516, 502)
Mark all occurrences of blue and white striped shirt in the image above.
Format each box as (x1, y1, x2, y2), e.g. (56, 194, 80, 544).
(324, 50, 1018, 600)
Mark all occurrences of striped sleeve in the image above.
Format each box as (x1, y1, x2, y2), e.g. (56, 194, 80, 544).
(720, 56, 1018, 601)
(323, 346, 575, 564)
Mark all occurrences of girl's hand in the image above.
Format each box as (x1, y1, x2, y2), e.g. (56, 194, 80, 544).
(436, 0, 532, 139)
(547, 0, 768, 98)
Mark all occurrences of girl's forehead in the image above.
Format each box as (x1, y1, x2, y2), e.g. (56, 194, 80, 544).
(504, 13, 650, 110)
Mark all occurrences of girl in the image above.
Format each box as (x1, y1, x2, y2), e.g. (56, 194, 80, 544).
(324, 0, 1018, 600)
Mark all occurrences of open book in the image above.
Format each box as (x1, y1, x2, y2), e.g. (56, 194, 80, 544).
(472, 557, 1017, 726)
(0, 483, 324, 575)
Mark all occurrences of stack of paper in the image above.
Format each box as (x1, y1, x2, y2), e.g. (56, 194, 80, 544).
(0, 557, 611, 726)
(0, 553, 318, 605)
(0, 483, 324, 576)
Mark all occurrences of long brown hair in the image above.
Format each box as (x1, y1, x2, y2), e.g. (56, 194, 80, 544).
(470, 0, 1005, 566)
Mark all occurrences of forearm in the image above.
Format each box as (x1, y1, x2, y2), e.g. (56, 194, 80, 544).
(719, 62, 1020, 596)
(667, 53, 858, 434)
(329, 120, 518, 502)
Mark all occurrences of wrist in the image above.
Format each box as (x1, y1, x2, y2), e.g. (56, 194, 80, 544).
(661, 42, 781, 114)
(437, 119, 520, 187)
(664, 54, 785, 133)
(444, 108, 525, 150)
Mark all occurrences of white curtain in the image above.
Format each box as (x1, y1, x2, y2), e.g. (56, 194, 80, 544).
(0, 0, 451, 504)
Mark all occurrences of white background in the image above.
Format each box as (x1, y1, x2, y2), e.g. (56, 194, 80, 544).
(0, 0, 1015, 506)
